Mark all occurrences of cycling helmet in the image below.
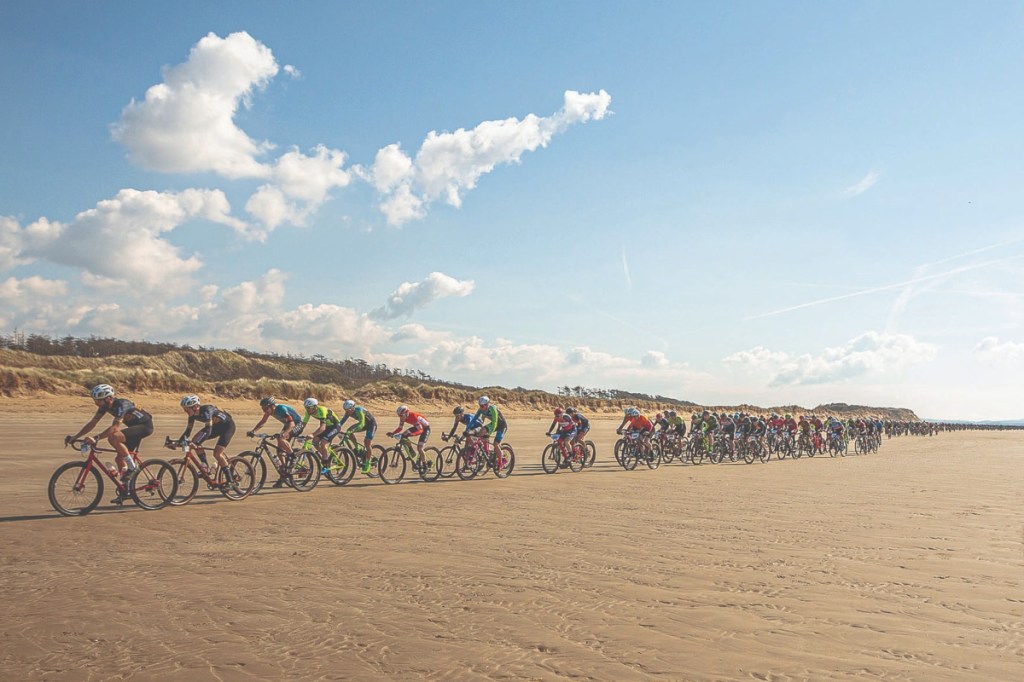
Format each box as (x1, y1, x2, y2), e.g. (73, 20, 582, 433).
(180, 394, 200, 408)
(259, 396, 276, 408)
(478, 395, 489, 406)
(554, 407, 564, 416)
(397, 405, 409, 416)
(91, 384, 114, 400)
(342, 399, 355, 411)
(623, 407, 632, 415)
(655, 412, 663, 420)
(303, 397, 319, 410)
(701, 409, 709, 416)
(453, 406, 464, 415)
(629, 408, 641, 417)
(566, 407, 577, 415)
(785, 413, 792, 419)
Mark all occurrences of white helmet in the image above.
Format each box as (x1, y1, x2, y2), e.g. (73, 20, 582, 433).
(91, 384, 114, 400)
(397, 405, 409, 416)
(180, 394, 200, 408)
(342, 399, 355, 411)
(478, 395, 489, 406)
(303, 397, 319, 410)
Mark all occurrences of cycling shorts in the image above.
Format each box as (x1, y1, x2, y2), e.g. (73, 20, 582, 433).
(121, 419, 154, 452)
(194, 419, 235, 448)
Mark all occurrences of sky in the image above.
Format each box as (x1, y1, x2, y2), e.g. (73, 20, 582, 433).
(1, 1, 1023, 420)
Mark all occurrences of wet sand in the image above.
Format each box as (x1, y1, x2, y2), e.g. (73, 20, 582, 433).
(0, 407, 1021, 680)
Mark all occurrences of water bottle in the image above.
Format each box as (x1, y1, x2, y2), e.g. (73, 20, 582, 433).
(105, 462, 118, 476)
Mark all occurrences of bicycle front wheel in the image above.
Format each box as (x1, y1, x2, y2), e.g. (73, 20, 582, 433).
(219, 457, 256, 500)
(238, 450, 268, 494)
(129, 459, 178, 510)
(48, 461, 103, 516)
(325, 448, 356, 486)
(167, 459, 199, 506)
(568, 444, 584, 473)
(378, 447, 407, 484)
(287, 451, 321, 492)
(584, 441, 596, 468)
(438, 445, 458, 478)
(419, 447, 442, 482)
(540, 443, 559, 474)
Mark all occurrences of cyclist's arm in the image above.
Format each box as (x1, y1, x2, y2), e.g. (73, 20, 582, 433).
(179, 415, 197, 441)
(68, 412, 104, 443)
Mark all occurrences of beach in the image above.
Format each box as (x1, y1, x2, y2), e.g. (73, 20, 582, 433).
(0, 407, 1021, 681)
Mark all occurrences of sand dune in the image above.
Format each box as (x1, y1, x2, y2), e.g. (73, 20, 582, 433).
(0, 408, 1020, 680)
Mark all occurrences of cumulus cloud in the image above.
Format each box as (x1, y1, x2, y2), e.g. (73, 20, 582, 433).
(370, 272, 475, 320)
(726, 332, 937, 386)
(0, 276, 68, 307)
(369, 89, 612, 225)
(973, 336, 1024, 366)
(0, 189, 244, 296)
(112, 31, 279, 178)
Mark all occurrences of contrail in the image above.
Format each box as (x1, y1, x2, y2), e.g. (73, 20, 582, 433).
(745, 253, 1024, 320)
(621, 249, 632, 289)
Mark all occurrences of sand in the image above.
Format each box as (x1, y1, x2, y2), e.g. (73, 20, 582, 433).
(0, 404, 1021, 681)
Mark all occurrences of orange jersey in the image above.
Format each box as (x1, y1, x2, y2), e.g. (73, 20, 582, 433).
(626, 414, 653, 431)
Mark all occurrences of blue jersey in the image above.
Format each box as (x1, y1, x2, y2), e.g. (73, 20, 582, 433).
(272, 404, 302, 425)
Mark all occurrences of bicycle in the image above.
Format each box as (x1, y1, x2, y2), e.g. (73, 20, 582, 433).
(621, 431, 661, 470)
(826, 431, 848, 457)
(459, 433, 515, 480)
(736, 434, 768, 464)
(163, 437, 255, 504)
(337, 431, 383, 479)
(295, 435, 356, 486)
(238, 433, 321, 493)
(378, 435, 442, 484)
(541, 434, 584, 473)
(48, 439, 178, 516)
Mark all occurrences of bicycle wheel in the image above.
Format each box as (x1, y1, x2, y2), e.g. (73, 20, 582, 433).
(455, 449, 478, 481)
(325, 448, 357, 486)
(438, 445, 459, 478)
(613, 438, 625, 467)
(494, 444, 515, 478)
(645, 443, 661, 470)
(540, 443, 560, 474)
(756, 441, 769, 463)
(167, 458, 199, 506)
(48, 461, 103, 516)
(219, 457, 255, 500)
(238, 450, 268, 494)
(286, 451, 321, 492)
(584, 441, 596, 468)
(129, 459, 178, 511)
(742, 443, 755, 464)
(419, 447, 442, 482)
(568, 444, 584, 473)
(378, 447, 407, 484)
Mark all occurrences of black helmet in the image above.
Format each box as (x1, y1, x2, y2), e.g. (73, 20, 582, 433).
(259, 396, 276, 408)
(453, 406, 464, 415)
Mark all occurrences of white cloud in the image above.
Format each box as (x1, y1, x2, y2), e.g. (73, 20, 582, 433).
(1, 189, 244, 297)
(842, 170, 880, 197)
(727, 332, 937, 387)
(371, 89, 612, 225)
(0, 276, 68, 308)
(370, 272, 475, 320)
(112, 31, 278, 178)
(973, 336, 1024, 366)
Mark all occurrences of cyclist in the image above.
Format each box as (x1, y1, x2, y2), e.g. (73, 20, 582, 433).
(64, 384, 154, 504)
(568, 407, 591, 446)
(301, 397, 343, 466)
(247, 396, 303, 488)
(616, 407, 655, 459)
(666, 410, 686, 438)
(825, 416, 845, 450)
(387, 405, 431, 465)
(699, 409, 719, 452)
(443, 405, 481, 442)
(173, 394, 235, 476)
(545, 406, 577, 467)
(474, 395, 508, 459)
(719, 412, 737, 458)
(338, 399, 378, 474)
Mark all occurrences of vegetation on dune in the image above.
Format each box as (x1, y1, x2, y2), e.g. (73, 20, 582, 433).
(0, 333, 920, 419)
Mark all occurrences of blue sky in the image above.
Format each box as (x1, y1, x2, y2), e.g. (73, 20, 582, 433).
(2, 2, 1023, 420)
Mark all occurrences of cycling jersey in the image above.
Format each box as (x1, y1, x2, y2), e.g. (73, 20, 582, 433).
(303, 405, 340, 427)
(447, 413, 481, 438)
(550, 414, 576, 435)
(183, 405, 233, 444)
(272, 404, 302, 426)
(339, 406, 375, 433)
(95, 398, 150, 426)
(625, 414, 653, 431)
